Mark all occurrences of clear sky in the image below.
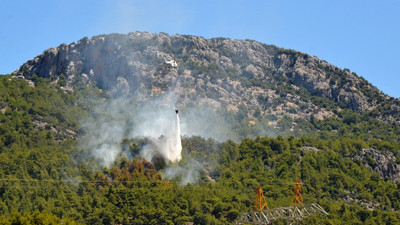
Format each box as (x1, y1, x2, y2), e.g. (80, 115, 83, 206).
(1, 0, 399, 97)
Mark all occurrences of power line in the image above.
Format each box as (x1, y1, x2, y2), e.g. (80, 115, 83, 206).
(0, 184, 256, 192)
(0, 178, 305, 185)
(0, 178, 306, 193)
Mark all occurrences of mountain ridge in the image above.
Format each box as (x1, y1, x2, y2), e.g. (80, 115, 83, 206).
(13, 31, 400, 129)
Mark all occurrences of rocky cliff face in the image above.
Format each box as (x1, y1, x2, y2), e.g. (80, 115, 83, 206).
(353, 148, 400, 182)
(15, 32, 400, 125)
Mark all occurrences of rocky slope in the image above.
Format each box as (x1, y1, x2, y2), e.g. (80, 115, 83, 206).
(353, 148, 400, 182)
(14, 32, 400, 126)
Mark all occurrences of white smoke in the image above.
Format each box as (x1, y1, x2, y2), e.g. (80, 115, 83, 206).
(79, 98, 132, 168)
(140, 112, 182, 163)
(79, 92, 184, 168)
(163, 159, 202, 186)
(78, 92, 227, 185)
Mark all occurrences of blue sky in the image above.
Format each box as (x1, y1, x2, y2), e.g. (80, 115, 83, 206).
(1, 0, 399, 97)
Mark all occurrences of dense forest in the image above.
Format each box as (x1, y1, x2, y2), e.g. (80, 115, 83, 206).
(1, 74, 400, 224)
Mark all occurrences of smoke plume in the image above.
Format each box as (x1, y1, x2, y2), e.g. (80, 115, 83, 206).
(79, 92, 185, 168)
(140, 112, 182, 163)
(78, 90, 235, 185)
(163, 159, 203, 186)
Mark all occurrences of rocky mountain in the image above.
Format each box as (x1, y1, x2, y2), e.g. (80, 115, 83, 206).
(14, 32, 400, 130)
(3, 32, 400, 224)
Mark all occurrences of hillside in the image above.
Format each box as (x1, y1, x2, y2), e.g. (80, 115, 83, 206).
(15, 32, 400, 131)
(1, 32, 400, 224)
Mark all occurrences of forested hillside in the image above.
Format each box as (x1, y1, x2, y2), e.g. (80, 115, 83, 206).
(1, 74, 400, 224)
(1, 32, 400, 224)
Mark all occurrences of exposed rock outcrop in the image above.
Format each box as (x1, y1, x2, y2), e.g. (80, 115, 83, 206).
(353, 148, 400, 182)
